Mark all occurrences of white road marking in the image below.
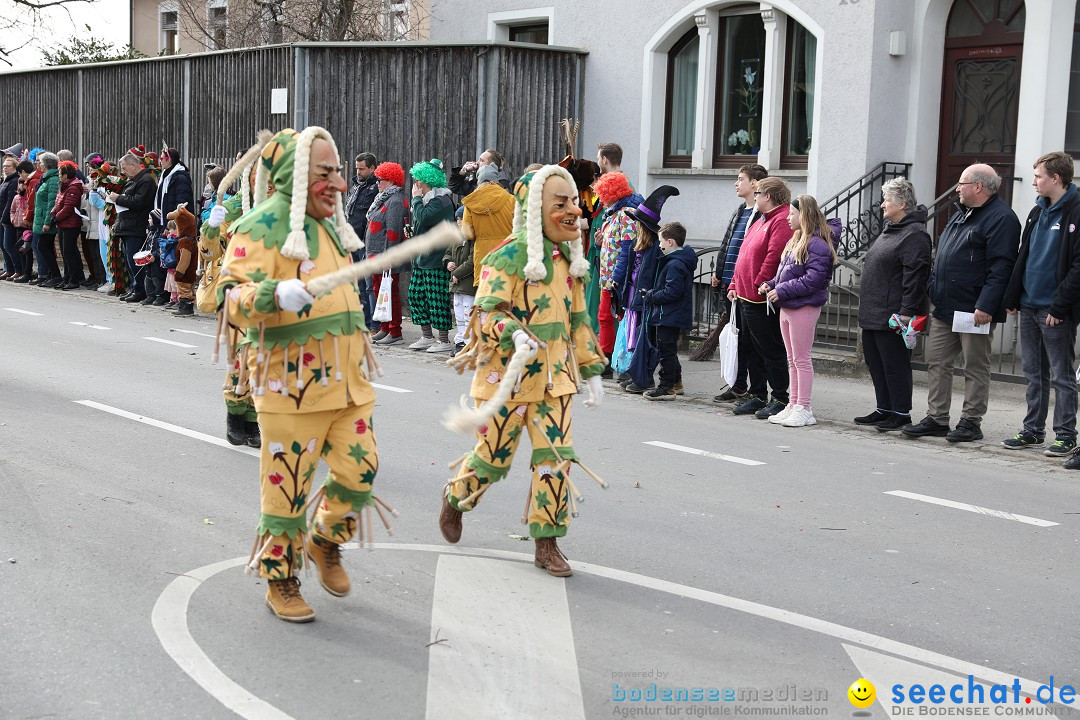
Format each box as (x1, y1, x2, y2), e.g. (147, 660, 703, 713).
(4, 308, 42, 316)
(70, 322, 111, 330)
(643, 440, 765, 466)
(426, 556, 585, 720)
(371, 382, 412, 393)
(170, 328, 217, 338)
(844, 644, 1059, 714)
(75, 401, 259, 457)
(885, 490, 1058, 527)
(153, 544, 1060, 720)
(143, 336, 197, 348)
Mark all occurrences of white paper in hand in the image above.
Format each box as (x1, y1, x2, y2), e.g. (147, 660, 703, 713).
(951, 311, 990, 335)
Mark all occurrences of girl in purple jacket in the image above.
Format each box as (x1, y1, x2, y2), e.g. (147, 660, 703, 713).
(759, 195, 840, 427)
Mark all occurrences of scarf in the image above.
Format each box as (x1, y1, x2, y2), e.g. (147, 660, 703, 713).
(366, 184, 401, 222)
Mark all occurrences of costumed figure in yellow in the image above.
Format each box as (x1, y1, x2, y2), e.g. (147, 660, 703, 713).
(441, 164, 608, 577)
(218, 127, 392, 623)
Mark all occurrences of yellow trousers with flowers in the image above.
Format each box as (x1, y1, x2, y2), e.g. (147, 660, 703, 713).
(252, 401, 378, 579)
(447, 393, 576, 539)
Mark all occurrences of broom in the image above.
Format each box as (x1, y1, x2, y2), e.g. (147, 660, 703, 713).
(688, 309, 728, 362)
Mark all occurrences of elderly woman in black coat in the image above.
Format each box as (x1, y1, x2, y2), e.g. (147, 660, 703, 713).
(854, 177, 931, 431)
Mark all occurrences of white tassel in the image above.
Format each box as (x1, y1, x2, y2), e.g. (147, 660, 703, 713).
(281, 127, 319, 261)
(442, 346, 532, 434)
(568, 236, 589, 278)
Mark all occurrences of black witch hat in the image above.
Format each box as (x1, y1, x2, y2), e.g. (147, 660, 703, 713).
(628, 185, 680, 234)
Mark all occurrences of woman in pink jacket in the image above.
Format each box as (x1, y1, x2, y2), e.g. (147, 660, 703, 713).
(52, 161, 86, 290)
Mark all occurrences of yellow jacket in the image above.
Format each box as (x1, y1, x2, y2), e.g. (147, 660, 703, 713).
(461, 183, 514, 286)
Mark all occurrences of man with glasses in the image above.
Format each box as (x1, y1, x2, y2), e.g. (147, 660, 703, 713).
(903, 164, 1020, 443)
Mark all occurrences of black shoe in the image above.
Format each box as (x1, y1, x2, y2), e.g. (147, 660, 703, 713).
(902, 416, 950, 438)
(28, 276, 43, 285)
(1063, 450, 1080, 470)
(164, 300, 178, 309)
(732, 396, 767, 415)
(173, 301, 194, 316)
(12, 274, 30, 283)
(875, 414, 911, 432)
(601, 365, 614, 379)
(140, 295, 156, 305)
(245, 420, 261, 448)
(624, 381, 653, 394)
(40, 277, 62, 288)
(946, 418, 982, 443)
(1001, 430, 1045, 450)
(755, 399, 787, 419)
(855, 409, 890, 425)
(125, 293, 148, 303)
(713, 387, 747, 404)
(226, 413, 247, 446)
(60, 282, 79, 290)
(643, 386, 677, 401)
(152, 296, 168, 306)
(450, 341, 465, 358)
(80, 278, 97, 288)
(1044, 437, 1076, 457)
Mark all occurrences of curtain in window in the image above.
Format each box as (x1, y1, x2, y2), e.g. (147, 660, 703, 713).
(786, 23, 816, 157)
(669, 35, 699, 157)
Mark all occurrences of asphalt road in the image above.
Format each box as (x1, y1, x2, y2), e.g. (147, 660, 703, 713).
(1, 282, 1078, 720)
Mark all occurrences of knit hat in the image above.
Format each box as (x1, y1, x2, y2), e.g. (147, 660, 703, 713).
(511, 164, 589, 281)
(628, 185, 680, 234)
(409, 158, 447, 188)
(84, 152, 104, 168)
(257, 127, 363, 261)
(374, 161, 405, 187)
(128, 144, 146, 161)
(476, 163, 501, 186)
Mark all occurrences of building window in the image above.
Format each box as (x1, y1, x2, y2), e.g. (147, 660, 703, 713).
(664, 28, 699, 168)
(508, 23, 548, 44)
(1067, 4, 1080, 154)
(207, 4, 226, 49)
(781, 19, 817, 166)
(712, 13, 766, 166)
(160, 10, 178, 54)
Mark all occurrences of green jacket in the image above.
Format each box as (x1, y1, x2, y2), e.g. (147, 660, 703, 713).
(411, 188, 456, 269)
(33, 169, 59, 235)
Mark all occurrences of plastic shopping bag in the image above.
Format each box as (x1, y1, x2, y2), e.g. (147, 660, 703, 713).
(719, 300, 740, 388)
(612, 314, 633, 375)
(372, 270, 393, 322)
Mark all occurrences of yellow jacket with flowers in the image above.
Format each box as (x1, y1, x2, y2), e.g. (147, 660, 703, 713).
(217, 192, 374, 414)
(470, 234, 606, 402)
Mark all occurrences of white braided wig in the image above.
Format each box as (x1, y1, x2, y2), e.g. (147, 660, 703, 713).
(516, 164, 590, 282)
(280, 126, 364, 261)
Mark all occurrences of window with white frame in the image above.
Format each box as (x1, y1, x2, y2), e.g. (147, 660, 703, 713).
(160, 8, 179, 54)
(713, 13, 766, 165)
(207, 2, 227, 49)
(488, 8, 554, 44)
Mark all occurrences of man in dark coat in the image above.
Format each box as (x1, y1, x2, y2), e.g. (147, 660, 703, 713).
(1000, 152, 1080, 462)
(345, 152, 379, 325)
(903, 164, 1020, 443)
(145, 147, 193, 305)
(109, 152, 157, 303)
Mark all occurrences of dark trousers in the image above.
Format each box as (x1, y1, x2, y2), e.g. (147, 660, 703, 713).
(120, 234, 146, 293)
(37, 233, 60, 279)
(650, 324, 681, 388)
(60, 228, 85, 283)
(1, 224, 22, 276)
(741, 300, 789, 403)
(862, 328, 913, 414)
(723, 297, 751, 391)
(81, 234, 105, 282)
(145, 260, 167, 299)
(1019, 307, 1078, 439)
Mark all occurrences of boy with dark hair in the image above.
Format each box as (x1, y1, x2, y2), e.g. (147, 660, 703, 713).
(642, 221, 696, 400)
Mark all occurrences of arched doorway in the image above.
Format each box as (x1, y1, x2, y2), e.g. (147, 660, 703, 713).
(936, 0, 1026, 205)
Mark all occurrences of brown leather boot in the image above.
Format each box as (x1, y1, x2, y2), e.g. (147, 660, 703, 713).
(265, 577, 315, 622)
(306, 536, 351, 597)
(439, 493, 463, 544)
(534, 538, 572, 577)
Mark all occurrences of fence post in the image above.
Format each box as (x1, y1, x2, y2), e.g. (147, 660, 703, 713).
(77, 69, 84, 165)
(293, 45, 309, 129)
(475, 47, 488, 158)
(482, 46, 500, 153)
(182, 59, 192, 160)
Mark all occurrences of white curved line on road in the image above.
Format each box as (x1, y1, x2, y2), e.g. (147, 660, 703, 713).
(154, 543, 1047, 719)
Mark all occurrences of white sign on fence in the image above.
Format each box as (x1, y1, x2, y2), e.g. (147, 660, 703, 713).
(270, 88, 288, 115)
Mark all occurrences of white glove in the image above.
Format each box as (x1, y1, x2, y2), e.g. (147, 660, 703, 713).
(511, 329, 539, 357)
(207, 204, 227, 228)
(274, 278, 315, 312)
(584, 375, 604, 408)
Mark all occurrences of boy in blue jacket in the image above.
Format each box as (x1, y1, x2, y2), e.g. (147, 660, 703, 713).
(642, 222, 696, 400)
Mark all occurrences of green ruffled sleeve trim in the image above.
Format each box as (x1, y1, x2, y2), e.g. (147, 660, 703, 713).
(223, 192, 244, 223)
(245, 310, 368, 349)
(200, 221, 220, 242)
(570, 311, 590, 331)
(463, 453, 512, 483)
(323, 478, 372, 513)
(530, 446, 580, 467)
(579, 362, 605, 380)
(257, 513, 308, 539)
(529, 521, 567, 539)
(254, 279, 281, 315)
(482, 236, 531, 280)
(475, 295, 506, 311)
(497, 319, 524, 352)
(528, 322, 569, 341)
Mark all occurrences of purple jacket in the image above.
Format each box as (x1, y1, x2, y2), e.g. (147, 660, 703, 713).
(767, 218, 841, 309)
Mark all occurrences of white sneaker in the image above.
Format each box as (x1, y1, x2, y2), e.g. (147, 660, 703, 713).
(425, 341, 455, 353)
(409, 337, 435, 350)
(377, 334, 403, 345)
(782, 405, 817, 427)
(768, 404, 795, 424)
(97, 282, 114, 293)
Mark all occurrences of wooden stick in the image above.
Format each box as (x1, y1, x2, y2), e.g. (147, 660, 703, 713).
(372, 500, 394, 536)
(365, 505, 376, 550)
(572, 459, 609, 489)
(363, 336, 384, 378)
(521, 485, 532, 526)
(460, 482, 490, 510)
(372, 495, 399, 518)
(448, 451, 469, 469)
(306, 222, 461, 297)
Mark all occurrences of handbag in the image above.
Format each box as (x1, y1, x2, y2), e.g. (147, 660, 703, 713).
(372, 269, 393, 322)
(158, 233, 179, 269)
(719, 299, 740, 388)
(612, 314, 633, 374)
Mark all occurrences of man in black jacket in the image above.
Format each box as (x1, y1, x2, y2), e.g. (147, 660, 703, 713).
(1000, 152, 1080, 462)
(448, 149, 510, 198)
(109, 153, 157, 303)
(903, 164, 1020, 443)
(345, 152, 379, 326)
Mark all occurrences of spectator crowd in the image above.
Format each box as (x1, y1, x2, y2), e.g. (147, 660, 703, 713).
(2, 138, 1078, 468)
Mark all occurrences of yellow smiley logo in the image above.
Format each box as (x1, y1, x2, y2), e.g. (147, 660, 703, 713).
(848, 678, 876, 708)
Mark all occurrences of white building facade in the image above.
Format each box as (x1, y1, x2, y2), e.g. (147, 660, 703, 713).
(429, 0, 1080, 244)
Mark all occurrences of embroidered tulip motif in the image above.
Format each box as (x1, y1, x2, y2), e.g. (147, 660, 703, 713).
(567, 276, 573, 290)
(299, 259, 315, 275)
(270, 544, 284, 557)
(268, 378, 283, 393)
(268, 441, 285, 456)
(302, 352, 315, 366)
(515, 405, 527, 417)
(229, 286, 242, 302)
(233, 246, 246, 258)
(485, 371, 500, 384)
(306, 438, 317, 454)
(268, 472, 284, 486)
(354, 418, 367, 434)
(479, 425, 489, 435)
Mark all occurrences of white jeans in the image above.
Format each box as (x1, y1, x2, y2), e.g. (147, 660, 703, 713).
(452, 293, 474, 345)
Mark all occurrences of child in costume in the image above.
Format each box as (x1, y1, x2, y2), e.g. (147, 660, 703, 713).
(167, 204, 198, 316)
(218, 127, 392, 623)
(441, 164, 607, 577)
(445, 205, 475, 353)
